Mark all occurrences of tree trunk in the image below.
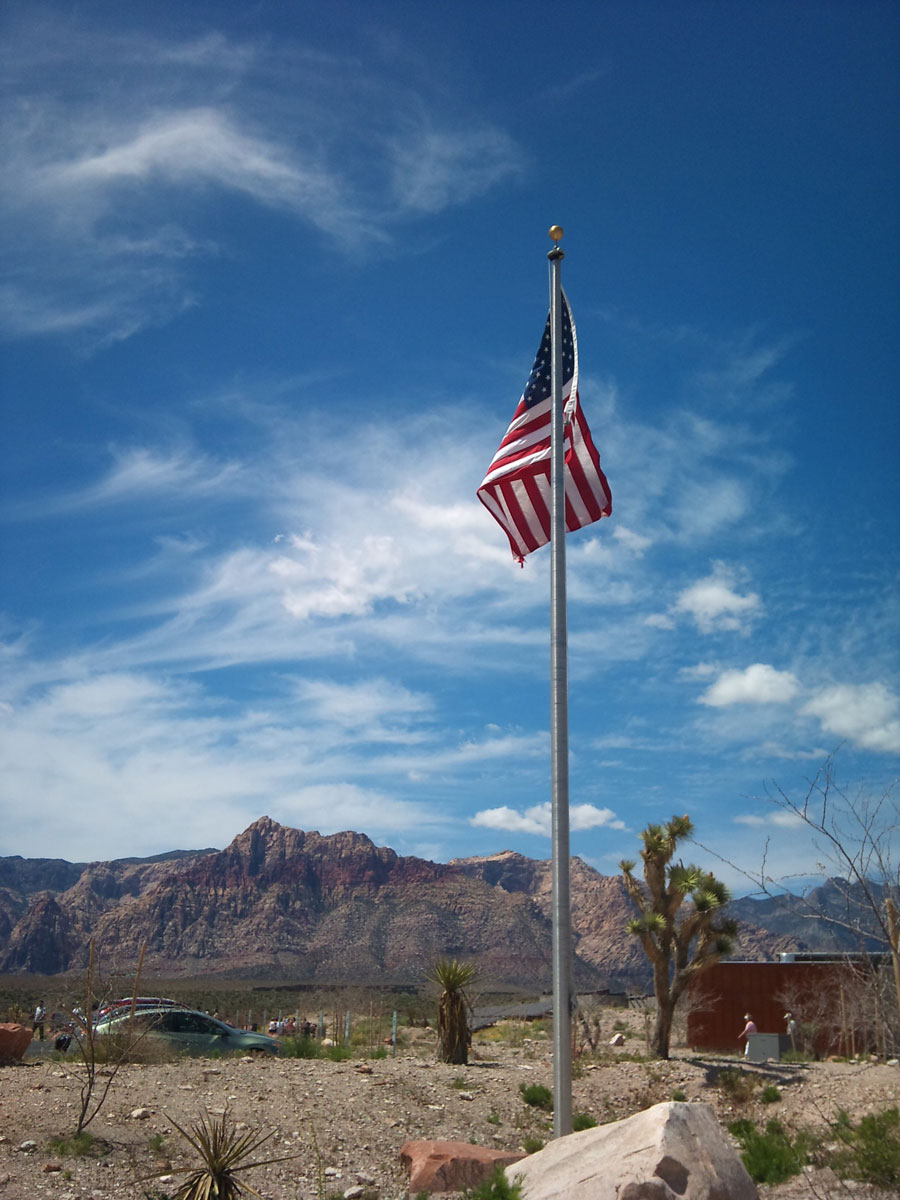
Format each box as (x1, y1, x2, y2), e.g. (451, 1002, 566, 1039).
(651, 994, 676, 1059)
(438, 992, 468, 1064)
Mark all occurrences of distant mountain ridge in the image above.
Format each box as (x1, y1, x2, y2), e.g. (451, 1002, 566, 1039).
(0, 818, 881, 987)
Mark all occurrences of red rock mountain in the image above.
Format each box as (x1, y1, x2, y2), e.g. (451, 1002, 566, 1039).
(0, 817, 800, 986)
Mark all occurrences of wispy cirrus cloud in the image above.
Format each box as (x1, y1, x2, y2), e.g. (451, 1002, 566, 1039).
(0, 22, 525, 344)
(6, 447, 247, 519)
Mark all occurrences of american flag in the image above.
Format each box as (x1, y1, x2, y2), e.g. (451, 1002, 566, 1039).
(477, 292, 611, 563)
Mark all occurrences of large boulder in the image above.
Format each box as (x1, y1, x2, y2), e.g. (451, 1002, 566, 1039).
(0, 1023, 33, 1064)
(507, 1101, 758, 1200)
(400, 1140, 524, 1193)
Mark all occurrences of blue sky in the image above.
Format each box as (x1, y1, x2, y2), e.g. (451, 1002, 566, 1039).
(1, 0, 898, 894)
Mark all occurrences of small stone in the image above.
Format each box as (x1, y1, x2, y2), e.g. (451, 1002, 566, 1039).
(458, 1091, 474, 1101)
(18, 1140, 38, 1152)
(343, 1188, 365, 1199)
(129, 1107, 152, 1119)
(356, 1171, 376, 1184)
(324, 1166, 342, 1177)
(42, 1162, 62, 1172)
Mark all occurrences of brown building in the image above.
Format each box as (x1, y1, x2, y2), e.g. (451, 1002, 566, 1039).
(686, 955, 887, 1059)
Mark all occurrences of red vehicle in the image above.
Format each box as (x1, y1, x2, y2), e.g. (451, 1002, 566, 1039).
(95, 996, 177, 1022)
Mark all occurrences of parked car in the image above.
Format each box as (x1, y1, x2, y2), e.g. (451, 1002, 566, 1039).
(93, 1005, 280, 1056)
(95, 996, 177, 1021)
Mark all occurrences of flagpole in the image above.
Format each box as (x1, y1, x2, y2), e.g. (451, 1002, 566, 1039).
(548, 224, 573, 1138)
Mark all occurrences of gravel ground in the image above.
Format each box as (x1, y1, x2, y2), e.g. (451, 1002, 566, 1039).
(1, 1028, 897, 1199)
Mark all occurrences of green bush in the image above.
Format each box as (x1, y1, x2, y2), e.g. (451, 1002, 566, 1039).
(727, 1118, 812, 1185)
(48, 1131, 105, 1158)
(519, 1083, 553, 1112)
(521, 1136, 544, 1154)
(717, 1067, 757, 1104)
(760, 1084, 781, 1104)
(464, 1166, 523, 1199)
(572, 1111, 597, 1131)
(830, 1107, 900, 1189)
(324, 1044, 352, 1061)
(671, 1089, 687, 1102)
(281, 1034, 321, 1059)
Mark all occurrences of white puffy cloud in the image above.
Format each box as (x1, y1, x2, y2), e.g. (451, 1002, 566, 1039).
(673, 564, 761, 634)
(699, 664, 800, 707)
(471, 801, 623, 836)
(802, 683, 900, 754)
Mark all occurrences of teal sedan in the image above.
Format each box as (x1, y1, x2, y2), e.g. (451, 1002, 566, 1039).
(94, 1006, 281, 1056)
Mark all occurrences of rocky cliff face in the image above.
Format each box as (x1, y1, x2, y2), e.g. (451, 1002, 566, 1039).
(0, 820, 569, 987)
(0, 818, 825, 987)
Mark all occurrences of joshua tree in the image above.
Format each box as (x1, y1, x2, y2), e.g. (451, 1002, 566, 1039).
(429, 958, 477, 1064)
(621, 815, 737, 1059)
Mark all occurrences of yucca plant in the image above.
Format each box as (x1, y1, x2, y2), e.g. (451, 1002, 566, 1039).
(164, 1111, 300, 1199)
(429, 958, 477, 1065)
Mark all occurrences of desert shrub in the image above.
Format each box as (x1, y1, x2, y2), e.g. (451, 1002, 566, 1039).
(92, 1030, 175, 1066)
(281, 1034, 321, 1059)
(519, 1082, 553, 1111)
(521, 1136, 544, 1153)
(147, 1132, 167, 1155)
(611, 1050, 653, 1063)
(728, 1118, 812, 1185)
(464, 1166, 523, 1199)
(452, 1075, 467, 1089)
(486, 1110, 500, 1125)
(780, 1049, 813, 1063)
(324, 1043, 352, 1061)
(572, 1111, 597, 1131)
(830, 1106, 900, 1189)
(48, 1131, 105, 1158)
(760, 1084, 781, 1104)
(671, 1089, 687, 1102)
(717, 1067, 758, 1104)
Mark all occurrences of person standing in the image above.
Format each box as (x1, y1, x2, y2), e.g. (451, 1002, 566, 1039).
(32, 1000, 46, 1041)
(785, 1012, 799, 1051)
(738, 1012, 757, 1057)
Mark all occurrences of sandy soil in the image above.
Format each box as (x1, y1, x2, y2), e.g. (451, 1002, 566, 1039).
(0, 1028, 897, 1199)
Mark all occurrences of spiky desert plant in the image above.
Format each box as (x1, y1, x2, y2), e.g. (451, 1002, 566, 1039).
(165, 1111, 300, 1200)
(621, 814, 737, 1059)
(429, 958, 477, 1065)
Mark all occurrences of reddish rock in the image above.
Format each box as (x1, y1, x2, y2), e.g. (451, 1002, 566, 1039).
(400, 1140, 524, 1193)
(0, 1023, 33, 1064)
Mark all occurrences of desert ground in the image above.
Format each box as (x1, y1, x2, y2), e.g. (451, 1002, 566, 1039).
(1, 1019, 897, 1200)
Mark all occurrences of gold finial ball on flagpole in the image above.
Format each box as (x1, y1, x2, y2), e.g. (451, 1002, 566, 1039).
(548, 225, 564, 244)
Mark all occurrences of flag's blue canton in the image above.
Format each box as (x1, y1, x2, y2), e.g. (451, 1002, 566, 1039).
(522, 303, 575, 410)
